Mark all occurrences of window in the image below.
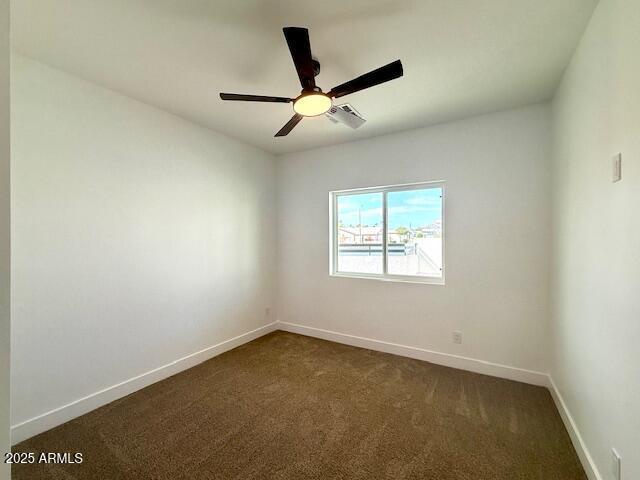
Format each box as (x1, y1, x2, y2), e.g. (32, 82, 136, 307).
(330, 182, 444, 284)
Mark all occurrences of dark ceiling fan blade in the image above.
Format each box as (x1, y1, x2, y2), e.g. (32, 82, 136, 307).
(275, 114, 303, 137)
(283, 27, 316, 91)
(220, 93, 292, 103)
(328, 60, 403, 99)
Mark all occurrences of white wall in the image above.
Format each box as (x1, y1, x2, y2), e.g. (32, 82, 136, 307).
(0, 1, 9, 478)
(277, 104, 552, 374)
(10, 55, 277, 436)
(551, 0, 640, 478)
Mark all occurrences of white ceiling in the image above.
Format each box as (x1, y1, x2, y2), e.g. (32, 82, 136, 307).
(12, 0, 597, 155)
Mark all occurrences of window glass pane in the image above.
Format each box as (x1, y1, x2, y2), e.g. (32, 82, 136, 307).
(336, 192, 383, 274)
(386, 188, 443, 277)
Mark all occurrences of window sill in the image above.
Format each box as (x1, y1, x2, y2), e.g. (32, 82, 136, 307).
(330, 272, 445, 286)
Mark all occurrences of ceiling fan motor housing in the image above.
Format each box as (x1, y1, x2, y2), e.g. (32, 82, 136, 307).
(312, 57, 321, 77)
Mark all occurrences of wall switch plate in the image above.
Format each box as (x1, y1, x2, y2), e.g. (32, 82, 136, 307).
(612, 153, 622, 182)
(612, 448, 621, 480)
(452, 330, 462, 344)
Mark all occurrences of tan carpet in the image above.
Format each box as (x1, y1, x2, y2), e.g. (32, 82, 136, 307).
(12, 331, 586, 479)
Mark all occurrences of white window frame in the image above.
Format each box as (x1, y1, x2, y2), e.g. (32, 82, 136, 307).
(329, 180, 445, 285)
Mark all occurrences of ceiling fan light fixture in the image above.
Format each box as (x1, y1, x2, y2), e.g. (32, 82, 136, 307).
(293, 92, 332, 117)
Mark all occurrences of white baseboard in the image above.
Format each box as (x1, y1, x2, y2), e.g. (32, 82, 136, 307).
(547, 376, 602, 480)
(276, 321, 548, 386)
(11, 322, 278, 445)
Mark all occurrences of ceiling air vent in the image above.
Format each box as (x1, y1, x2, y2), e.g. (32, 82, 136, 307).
(325, 103, 366, 129)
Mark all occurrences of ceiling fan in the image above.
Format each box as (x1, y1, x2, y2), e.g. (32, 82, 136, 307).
(219, 27, 403, 137)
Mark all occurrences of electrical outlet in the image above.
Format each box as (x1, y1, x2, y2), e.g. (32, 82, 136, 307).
(612, 153, 622, 182)
(452, 330, 462, 344)
(265, 307, 270, 318)
(612, 448, 621, 480)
